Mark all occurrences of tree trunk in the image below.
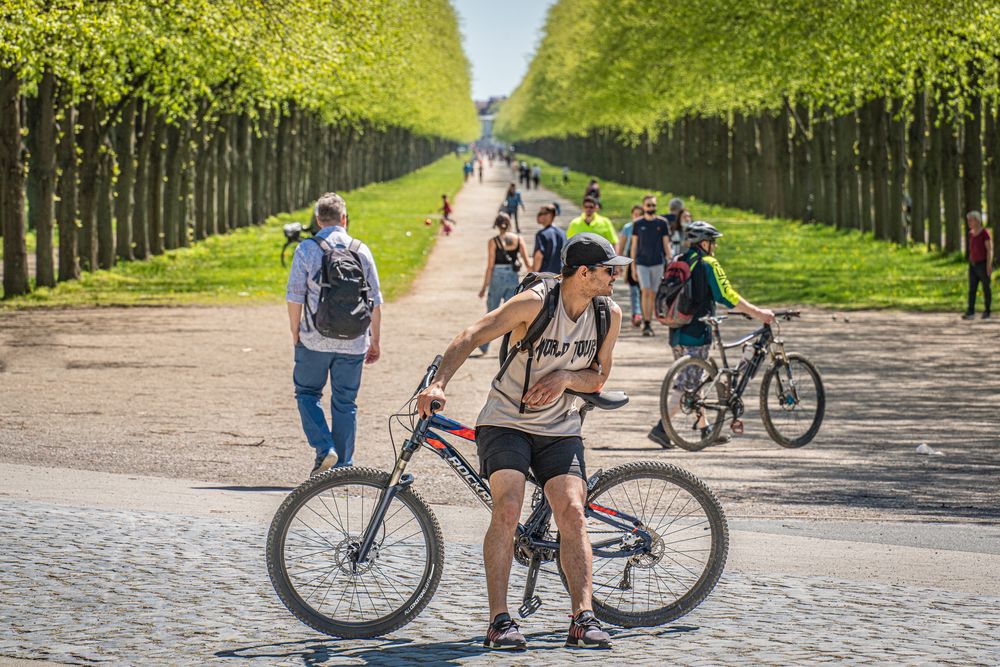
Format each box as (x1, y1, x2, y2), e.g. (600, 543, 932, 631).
(132, 102, 154, 259)
(147, 114, 164, 255)
(193, 122, 210, 241)
(1, 67, 29, 297)
(941, 114, 962, 253)
(834, 113, 854, 229)
(26, 68, 57, 287)
(926, 96, 943, 249)
(986, 100, 1000, 252)
(56, 95, 79, 281)
(871, 98, 891, 240)
(216, 118, 230, 233)
(963, 91, 983, 257)
(113, 97, 136, 262)
(77, 98, 100, 271)
(909, 85, 927, 245)
(162, 123, 181, 249)
(888, 99, 908, 244)
(859, 108, 875, 234)
(819, 114, 837, 226)
(236, 113, 251, 227)
(177, 126, 191, 247)
(97, 141, 115, 269)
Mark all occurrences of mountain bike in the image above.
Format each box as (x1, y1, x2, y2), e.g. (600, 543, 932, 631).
(267, 356, 729, 638)
(660, 310, 825, 451)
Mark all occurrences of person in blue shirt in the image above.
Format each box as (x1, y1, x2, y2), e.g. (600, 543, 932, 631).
(531, 204, 567, 274)
(286, 192, 383, 476)
(616, 205, 644, 327)
(500, 182, 526, 233)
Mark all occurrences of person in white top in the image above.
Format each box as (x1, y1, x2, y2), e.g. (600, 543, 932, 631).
(417, 233, 629, 650)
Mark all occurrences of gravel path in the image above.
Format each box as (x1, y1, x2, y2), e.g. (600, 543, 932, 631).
(1, 161, 998, 522)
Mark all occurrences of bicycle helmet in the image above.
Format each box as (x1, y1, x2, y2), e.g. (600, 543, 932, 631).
(685, 220, 723, 244)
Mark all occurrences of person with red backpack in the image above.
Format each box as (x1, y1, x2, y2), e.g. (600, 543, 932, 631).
(647, 221, 774, 449)
(286, 192, 383, 476)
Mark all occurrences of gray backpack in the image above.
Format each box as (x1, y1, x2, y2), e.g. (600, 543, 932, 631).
(303, 237, 373, 340)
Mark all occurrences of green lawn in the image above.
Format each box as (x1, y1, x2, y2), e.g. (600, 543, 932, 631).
(524, 155, 969, 311)
(3, 155, 465, 308)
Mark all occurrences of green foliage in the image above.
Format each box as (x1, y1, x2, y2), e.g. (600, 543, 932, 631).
(529, 156, 967, 311)
(497, 0, 1000, 140)
(0, 0, 478, 140)
(2, 155, 466, 307)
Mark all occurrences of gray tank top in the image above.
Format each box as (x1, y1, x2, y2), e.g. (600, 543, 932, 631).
(476, 283, 599, 436)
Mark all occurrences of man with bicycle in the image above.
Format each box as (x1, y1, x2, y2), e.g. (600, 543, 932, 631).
(648, 221, 774, 448)
(417, 233, 629, 650)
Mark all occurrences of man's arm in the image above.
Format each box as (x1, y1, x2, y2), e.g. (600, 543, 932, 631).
(287, 302, 302, 346)
(986, 236, 994, 276)
(629, 227, 639, 281)
(522, 301, 623, 407)
(366, 306, 381, 364)
(416, 291, 543, 416)
(532, 249, 544, 272)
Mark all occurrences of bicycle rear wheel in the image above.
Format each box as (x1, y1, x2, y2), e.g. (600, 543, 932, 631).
(759, 353, 825, 448)
(660, 355, 727, 451)
(266, 467, 444, 638)
(561, 461, 728, 627)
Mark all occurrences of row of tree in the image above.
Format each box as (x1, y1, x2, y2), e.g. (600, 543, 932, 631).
(1, 0, 478, 298)
(497, 0, 1000, 252)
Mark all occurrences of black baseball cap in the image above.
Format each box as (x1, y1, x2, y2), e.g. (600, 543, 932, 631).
(561, 232, 633, 268)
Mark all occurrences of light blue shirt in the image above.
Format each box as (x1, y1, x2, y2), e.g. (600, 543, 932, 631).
(286, 225, 383, 354)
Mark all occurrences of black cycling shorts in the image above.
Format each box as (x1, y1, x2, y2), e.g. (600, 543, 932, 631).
(476, 425, 586, 489)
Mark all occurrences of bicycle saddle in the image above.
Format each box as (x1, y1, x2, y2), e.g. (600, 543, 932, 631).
(565, 389, 629, 410)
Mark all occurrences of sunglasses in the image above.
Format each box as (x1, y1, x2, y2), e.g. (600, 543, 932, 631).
(587, 264, 618, 275)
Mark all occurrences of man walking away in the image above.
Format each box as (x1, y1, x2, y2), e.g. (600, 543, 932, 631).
(629, 195, 671, 336)
(647, 221, 773, 449)
(532, 204, 567, 273)
(501, 183, 526, 233)
(286, 192, 383, 475)
(562, 165, 570, 184)
(531, 164, 541, 189)
(567, 196, 617, 246)
(963, 210, 992, 320)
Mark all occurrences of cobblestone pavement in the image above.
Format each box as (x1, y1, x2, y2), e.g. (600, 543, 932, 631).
(1, 501, 998, 666)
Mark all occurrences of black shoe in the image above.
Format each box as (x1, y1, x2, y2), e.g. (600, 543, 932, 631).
(701, 427, 731, 445)
(483, 613, 526, 650)
(641, 323, 653, 337)
(962, 312, 976, 321)
(983, 312, 991, 320)
(310, 450, 338, 477)
(647, 424, 674, 449)
(566, 610, 611, 649)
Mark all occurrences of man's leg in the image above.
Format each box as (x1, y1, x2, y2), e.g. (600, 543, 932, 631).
(545, 474, 591, 614)
(484, 469, 527, 619)
(977, 262, 992, 314)
(640, 288, 654, 322)
(293, 345, 336, 456)
(967, 264, 979, 315)
(328, 352, 365, 466)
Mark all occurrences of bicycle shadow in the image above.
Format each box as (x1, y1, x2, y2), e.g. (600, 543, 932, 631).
(216, 626, 701, 664)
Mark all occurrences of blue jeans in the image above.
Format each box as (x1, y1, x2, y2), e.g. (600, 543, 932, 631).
(480, 265, 519, 353)
(628, 283, 641, 317)
(293, 345, 365, 466)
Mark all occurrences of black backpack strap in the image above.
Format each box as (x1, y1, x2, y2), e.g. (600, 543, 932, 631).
(494, 280, 561, 413)
(301, 236, 331, 332)
(592, 296, 611, 367)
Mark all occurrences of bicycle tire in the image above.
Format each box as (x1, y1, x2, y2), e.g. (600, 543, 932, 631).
(558, 461, 728, 627)
(659, 355, 727, 451)
(759, 353, 825, 448)
(266, 467, 444, 638)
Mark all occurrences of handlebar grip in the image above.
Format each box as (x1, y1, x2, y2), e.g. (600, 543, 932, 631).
(430, 400, 443, 413)
(431, 355, 443, 369)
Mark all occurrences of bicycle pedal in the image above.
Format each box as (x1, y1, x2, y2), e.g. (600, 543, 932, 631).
(518, 595, 542, 618)
(730, 420, 744, 435)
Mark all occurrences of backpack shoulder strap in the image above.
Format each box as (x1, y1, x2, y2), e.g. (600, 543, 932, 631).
(306, 236, 331, 252)
(592, 296, 612, 362)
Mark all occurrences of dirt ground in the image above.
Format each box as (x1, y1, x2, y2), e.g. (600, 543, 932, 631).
(2, 163, 998, 522)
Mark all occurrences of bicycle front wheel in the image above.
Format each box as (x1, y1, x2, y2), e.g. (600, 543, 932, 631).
(266, 467, 444, 638)
(660, 355, 727, 451)
(759, 353, 825, 448)
(563, 461, 728, 627)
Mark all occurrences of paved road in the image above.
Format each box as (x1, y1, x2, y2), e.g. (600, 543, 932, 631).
(1, 500, 997, 665)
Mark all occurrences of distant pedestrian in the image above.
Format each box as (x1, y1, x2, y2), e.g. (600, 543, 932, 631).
(479, 213, 530, 354)
(562, 165, 570, 185)
(440, 194, 456, 226)
(478, 160, 484, 183)
(667, 197, 685, 220)
(617, 204, 644, 327)
(670, 207, 691, 256)
(286, 192, 382, 476)
(531, 203, 567, 273)
(531, 164, 541, 189)
(585, 179, 601, 205)
(500, 183, 526, 233)
(567, 195, 617, 246)
(463, 161, 473, 182)
(963, 210, 992, 320)
(629, 194, 671, 336)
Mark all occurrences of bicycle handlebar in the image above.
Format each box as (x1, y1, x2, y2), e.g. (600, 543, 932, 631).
(723, 309, 801, 322)
(415, 356, 445, 413)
